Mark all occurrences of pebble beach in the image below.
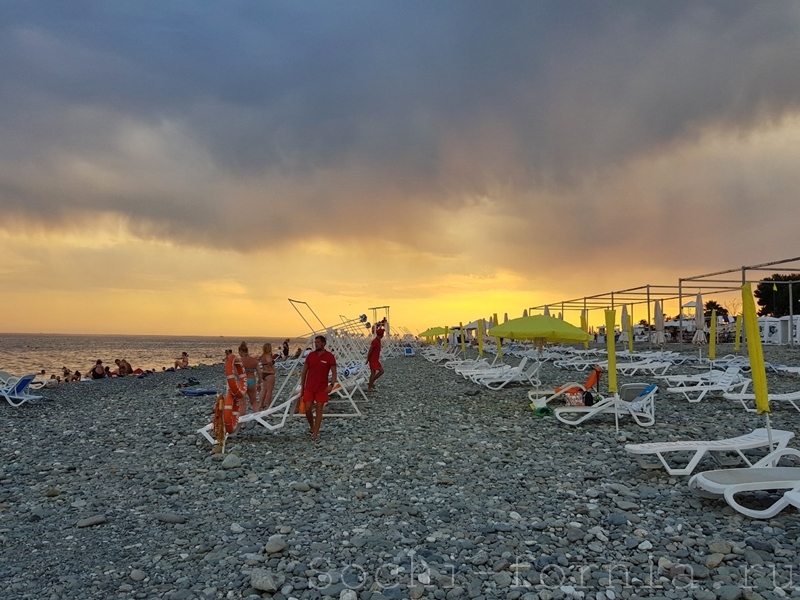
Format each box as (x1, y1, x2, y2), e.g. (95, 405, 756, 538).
(4, 344, 800, 600)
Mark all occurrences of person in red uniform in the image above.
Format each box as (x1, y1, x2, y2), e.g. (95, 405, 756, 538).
(299, 335, 337, 441)
(366, 328, 385, 392)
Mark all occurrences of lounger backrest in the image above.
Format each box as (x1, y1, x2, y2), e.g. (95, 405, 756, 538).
(11, 374, 35, 394)
(585, 366, 602, 391)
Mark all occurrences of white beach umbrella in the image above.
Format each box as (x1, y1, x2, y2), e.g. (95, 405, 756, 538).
(692, 293, 707, 345)
(654, 300, 666, 346)
(618, 305, 629, 344)
(543, 306, 551, 317)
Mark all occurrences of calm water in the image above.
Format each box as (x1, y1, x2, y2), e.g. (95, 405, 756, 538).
(0, 334, 304, 378)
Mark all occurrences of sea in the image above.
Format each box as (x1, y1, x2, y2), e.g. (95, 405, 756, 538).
(0, 334, 304, 378)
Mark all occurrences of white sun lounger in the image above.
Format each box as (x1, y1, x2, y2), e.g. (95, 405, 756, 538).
(625, 428, 795, 476)
(0, 374, 44, 407)
(688, 448, 800, 518)
(724, 389, 800, 413)
(555, 384, 657, 429)
(617, 360, 672, 376)
(666, 367, 751, 403)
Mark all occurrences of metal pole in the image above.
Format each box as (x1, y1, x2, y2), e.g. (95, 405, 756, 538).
(678, 279, 683, 346)
(647, 285, 652, 350)
(790, 282, 794, 347)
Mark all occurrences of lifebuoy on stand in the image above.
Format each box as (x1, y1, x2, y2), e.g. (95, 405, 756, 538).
(213, 353, 246, 451)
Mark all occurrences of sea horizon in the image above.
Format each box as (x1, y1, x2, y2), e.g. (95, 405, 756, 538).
(0, 333, 309, 379)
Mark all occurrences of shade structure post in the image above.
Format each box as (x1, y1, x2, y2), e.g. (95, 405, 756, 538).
(709, 309, 717, 361)
(460, 322, 466, 354)
(605, 309, 618, 394)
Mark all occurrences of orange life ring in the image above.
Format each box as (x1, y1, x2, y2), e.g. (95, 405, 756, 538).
(223, 353, 246, 433)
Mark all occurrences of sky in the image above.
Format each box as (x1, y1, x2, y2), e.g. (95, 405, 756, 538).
(2, 1, 800, 337)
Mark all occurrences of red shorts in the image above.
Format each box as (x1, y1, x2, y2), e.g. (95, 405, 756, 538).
(302, 389, 329, 405)
(369, 361, 382, 371)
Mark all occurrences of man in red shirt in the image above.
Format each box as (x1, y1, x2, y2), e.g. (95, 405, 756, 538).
(299, 335, 338, 441)
(366, 328, 385, 392)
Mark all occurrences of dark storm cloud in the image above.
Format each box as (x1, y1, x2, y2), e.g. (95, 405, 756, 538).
(1, 1, 800, 250)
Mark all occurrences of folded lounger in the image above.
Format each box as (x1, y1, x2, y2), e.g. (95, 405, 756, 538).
(179, 389, 218, 397)
(625, 428, 795, 476)
(688, 447, 800, 518)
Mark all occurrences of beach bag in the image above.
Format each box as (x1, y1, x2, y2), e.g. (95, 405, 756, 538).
(565, 391, 584, 406)
(582, 391, 594, 406)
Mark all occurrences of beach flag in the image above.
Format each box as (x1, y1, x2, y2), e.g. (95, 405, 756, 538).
(773, 283, 778, 291)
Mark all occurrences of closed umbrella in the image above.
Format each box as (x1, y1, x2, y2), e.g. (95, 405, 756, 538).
(543, 306, 551, 317)
(444, 326, 449, 351)
(734, 316, 742, 353)
(742, 282, 772, 446)
(627, 307, 635, 354)
(477, 319, 484, 357)
(580, 310, 589, 350)
(503, 313, 508, 323)
(605, 309, 618, 395)
(709, 309, 717, 361)
(523, 309, 528, 318)
(460, 321, 466, 354)
(493, 313, 502, 361)
(692, 293, 706, 345)
(619, 306, 629, 345)
(654, 301, 666, 346)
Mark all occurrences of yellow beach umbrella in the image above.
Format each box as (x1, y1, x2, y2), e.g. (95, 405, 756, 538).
(734, 316, 742, 353)
(493, 313, 502, 361)
(419, 326, 446, 338)
(709, 309, 717, 361)
(487, 315, 591, 343)
(605, 309, 617, 394)
(627, 308, 634, 354)
(580, 310, 589, 350)
(477, 319, 484, 357)
(742, 283, 770, 416)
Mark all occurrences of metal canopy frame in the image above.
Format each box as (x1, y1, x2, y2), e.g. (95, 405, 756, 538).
(528, 255, 800, 346)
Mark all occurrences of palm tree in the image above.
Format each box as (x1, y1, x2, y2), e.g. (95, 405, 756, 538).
(704, 300, 728, 318)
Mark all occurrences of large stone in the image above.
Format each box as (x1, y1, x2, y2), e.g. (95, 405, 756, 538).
(250, 569, 278, 592)
(154, 512, 187, 524)
(221, 453, 242, 469)
(76, 514, 107, 528)
(264, 535, 287, 554)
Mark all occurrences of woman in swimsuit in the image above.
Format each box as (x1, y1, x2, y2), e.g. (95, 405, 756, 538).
(238, 341, 261, 415)
(258, 342, 277, 410)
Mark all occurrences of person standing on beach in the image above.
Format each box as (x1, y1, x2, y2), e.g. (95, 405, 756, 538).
(299, 335, 337, 441)
(366, 328, 385, 392)
(282, 339, 290, 359)
(258, 342, 276, 410)
(238, 342, 262, 415)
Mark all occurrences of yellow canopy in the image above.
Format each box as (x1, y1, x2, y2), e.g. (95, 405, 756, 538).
(487, 315, 591, 342)
(418, 326, 446, 337)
